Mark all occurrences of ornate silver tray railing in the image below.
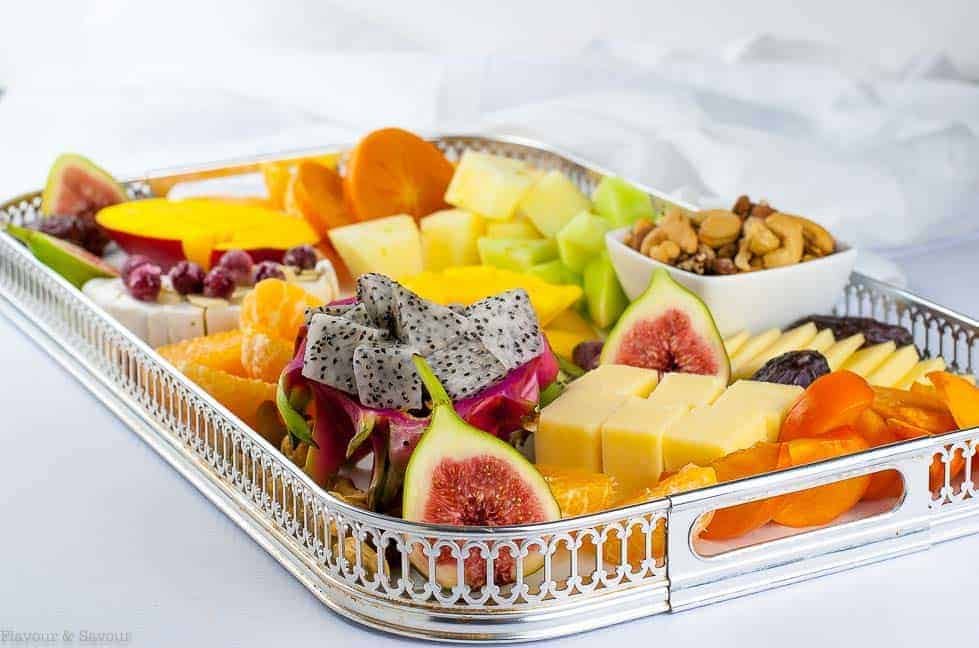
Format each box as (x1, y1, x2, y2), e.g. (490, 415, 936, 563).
(0, 135, 976, 643)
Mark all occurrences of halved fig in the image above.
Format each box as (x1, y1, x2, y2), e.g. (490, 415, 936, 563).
(6, 224, 118, 288)
(41, 153, 127, 220)
(600, 268, 730, 383)
(402, 357, 560, 588)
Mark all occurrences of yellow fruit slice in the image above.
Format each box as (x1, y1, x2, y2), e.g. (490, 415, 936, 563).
(544, 328, 589, 359)
(729, 328, 781, 378)
(807, 328, 836, 354)
(724, 330, 750, 357)
(823, 333, 865, 371)
(867, 344, 919, 387)
(548, 308, 598, 337)
(842, 341, 897, 378)
(401, 265, 582, 327)
(895, 357, 946, 390)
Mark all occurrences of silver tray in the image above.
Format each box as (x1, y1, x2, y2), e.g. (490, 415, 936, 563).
(1, 135, 977, 643)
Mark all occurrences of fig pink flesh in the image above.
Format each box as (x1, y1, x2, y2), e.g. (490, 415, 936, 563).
(422, 454, 549, 586)
(54, 166, 124, 219)
(612, 308, 719, 374)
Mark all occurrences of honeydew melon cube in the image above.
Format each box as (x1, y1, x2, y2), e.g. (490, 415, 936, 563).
(528, 259, 581, 286)
(485, 220, 541, 240)
(477, 237, 558, 272)
(556, 211, 609, 272)
(582, 252, 628, 329)
(328, 214, 423, 279)
(518, 169, 592, 237)
(444, 151, 535, 220)
(420, 209, 484, 271)
(592, 176, 655, 228)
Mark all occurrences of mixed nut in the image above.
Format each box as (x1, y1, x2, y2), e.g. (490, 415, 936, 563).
(622, 195, 836, 275)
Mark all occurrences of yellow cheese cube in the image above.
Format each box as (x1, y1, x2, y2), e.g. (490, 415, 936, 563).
(646, 372, 725, 409)
(842, 341, 897, 377)
(566, 364, 659, 398)
(444, 151, 536, 220)
(737, 323, 819, 378)
(807, 328, 836, 354)
(867, 344, 920, 387)
(723, 330, 750, 357)
(601, 397, 687, 493)
(535, 391, 628, 472)
(895, 357, 946, 390)
(729, 328, 781, 378)
(663, 405, 772, 471)
(712, 380, 803, 441)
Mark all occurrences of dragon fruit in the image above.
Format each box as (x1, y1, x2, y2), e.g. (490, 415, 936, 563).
(277, 274, 559, 512)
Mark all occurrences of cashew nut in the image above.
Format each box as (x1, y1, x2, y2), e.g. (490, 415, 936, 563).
(762, 213, 805, 268)
(698, 210, 742, 248)
(658, 208, 699, 254)
(734, 237, 754, 272)
(627, 218, 656, 250)
(781, 213, 835, 256)
(743, 217, 780, 255)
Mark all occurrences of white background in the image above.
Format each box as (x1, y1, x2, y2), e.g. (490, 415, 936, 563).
(1, 1, 978, 645)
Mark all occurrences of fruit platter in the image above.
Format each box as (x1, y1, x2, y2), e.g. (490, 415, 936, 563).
(1, 132, 978, 642)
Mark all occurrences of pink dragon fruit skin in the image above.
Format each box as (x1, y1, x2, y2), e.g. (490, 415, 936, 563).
(280, 335, 558, 510)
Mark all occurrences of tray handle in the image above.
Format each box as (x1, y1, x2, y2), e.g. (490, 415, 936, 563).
(665, 435, 940, 610)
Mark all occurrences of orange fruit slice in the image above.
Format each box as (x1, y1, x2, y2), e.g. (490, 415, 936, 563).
(178, 362, 275, 431)
(536, 465, 617, 517)
(703, 443, 786, 540)
(239, 278, 324, 343)
(156, 330, 246, 377)
(603, 464, 716, 567)
(285, 161, 352, 234)
(343, 128, 454, 221)
(241, 329, 296, 383)
(773, 429, 870, 527)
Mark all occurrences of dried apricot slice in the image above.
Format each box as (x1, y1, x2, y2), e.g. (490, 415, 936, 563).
(537, 465, 618, 518)
(241, 329, 295, 383)
(156, 329, 246, 377)
(928, 371, 979, 430)
(603, 464, 716, 566)
(773, 429, 870, 527)
(343, 128, 454, 221)
(239, 278, 324, 342)
(179, 362, 275, 431)
(285, 161, 351, 234)
(779, 371, 874, 441)
(703, 443, 785, 540)
(854, 409, 904, 501)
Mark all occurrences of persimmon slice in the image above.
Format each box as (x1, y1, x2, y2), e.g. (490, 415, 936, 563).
(773, 429, 870, 527)
(780, 371, 874, 441)
(928, 371, 979, 430)
(703, 442, 786, 540)
(344, 128, 454, 221)
(285, 161, 351, 234)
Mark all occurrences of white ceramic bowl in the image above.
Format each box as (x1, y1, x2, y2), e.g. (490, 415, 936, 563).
(606, 228, 857, 337)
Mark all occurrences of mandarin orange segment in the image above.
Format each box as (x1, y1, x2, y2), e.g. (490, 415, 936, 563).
(239, 278, 324, 342)
(285, 161, 352, 234)
(179, 362, 275, 431)
(241, 330, 296, 383)
(703, 443, 785, 540)
(928, 371, 979, 430)
(773, 430, 870, 527)
(156, 329, 246, 377)
(343, 128, 454, 221)
(537, 465, 618, 518)
(779, 371, 874, 441)
(603, 464, 716, 567)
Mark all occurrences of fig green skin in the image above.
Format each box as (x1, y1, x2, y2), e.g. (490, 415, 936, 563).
(41, 153, 127, 219)
(600, 267, 730, 384)
(402, 356, 561, 588)
(5, 224, 117, 289)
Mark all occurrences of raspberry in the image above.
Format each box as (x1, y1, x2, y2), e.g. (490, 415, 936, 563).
(126, 264, 162, 302)
(203, 266, 235, 299)
(216, 249, 254, 286)
(282, 244, 317, 270)
(253, 261, 286, 283)
(169, 260, 206, 295)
